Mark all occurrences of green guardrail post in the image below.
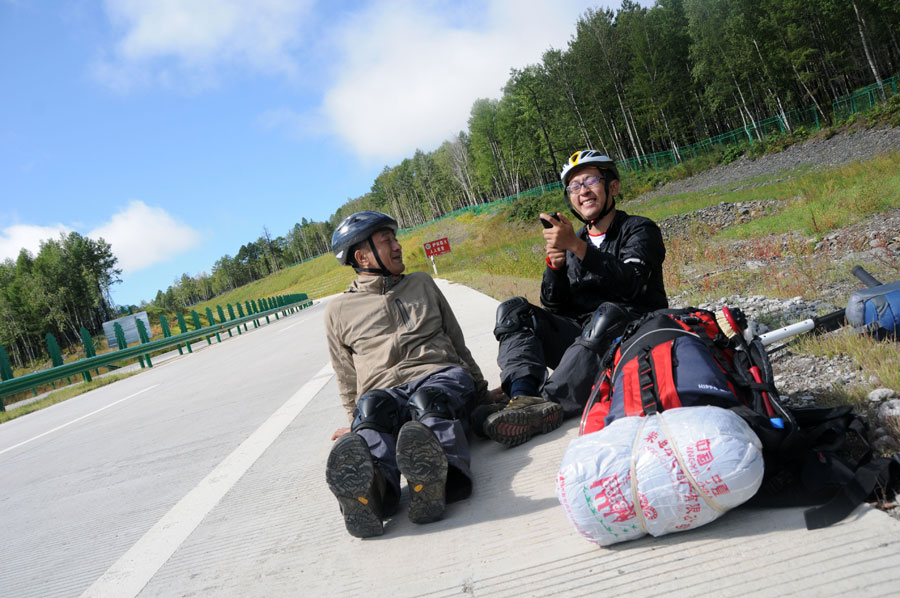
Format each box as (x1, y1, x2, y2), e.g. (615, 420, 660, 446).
(261, 299, 270, 324)
(160, 314, 183, 355)
(0, 345, 11, 411)
(271, 297, 280, 320)
(136, 319, 153, 368)
(0, 345, 13, 382)
(177, 312, 193, 353)
(205, 307, 222, 343)
(79, 327, 94, 383)
(237, 302, 248, 331)
(45, 332, 71, 387)
(114, 322, 127, 350)
(227, 304, 241, 335)
(81, 326, 99, 376)
(217, 305, 231, 337)
(114, 321, 144, 368)
(191, 310, 211, 346)
(248, 301, 259, 328)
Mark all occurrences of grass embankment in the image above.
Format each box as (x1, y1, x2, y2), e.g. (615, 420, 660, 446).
(190, 253, 357, 316)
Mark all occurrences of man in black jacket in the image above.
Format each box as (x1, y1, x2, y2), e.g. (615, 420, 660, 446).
(484, 150, 667, 447)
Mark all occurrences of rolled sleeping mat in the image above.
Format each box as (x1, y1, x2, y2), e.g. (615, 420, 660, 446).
(845, 280, 900, 340)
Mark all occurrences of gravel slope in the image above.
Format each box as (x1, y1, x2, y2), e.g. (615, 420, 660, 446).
(635, 126, 900, 201)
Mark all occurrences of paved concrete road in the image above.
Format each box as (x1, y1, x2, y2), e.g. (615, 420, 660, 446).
(1, 279, 898, 598)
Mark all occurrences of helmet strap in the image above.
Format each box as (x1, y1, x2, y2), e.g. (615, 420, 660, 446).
(353, 237, 393, 276)
(593, 179, 616, 225)
(568, 178, 616, 232)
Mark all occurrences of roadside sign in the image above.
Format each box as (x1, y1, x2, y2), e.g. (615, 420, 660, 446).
(424, 237, 451, 257)
(423, 237, 451, 275)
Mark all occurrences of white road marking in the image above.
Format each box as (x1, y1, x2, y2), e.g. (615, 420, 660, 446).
(80, 363, 335, 598)
(0, 385, 159, 457)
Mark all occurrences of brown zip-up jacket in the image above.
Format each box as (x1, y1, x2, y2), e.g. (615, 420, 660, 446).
(325, 272, 487, 422)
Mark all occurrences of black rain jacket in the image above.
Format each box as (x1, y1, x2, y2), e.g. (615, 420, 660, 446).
(540, 209, 668, 323)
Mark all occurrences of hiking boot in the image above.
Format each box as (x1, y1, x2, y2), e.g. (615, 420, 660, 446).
(325, 432, 385, 538)
(483, 395, 563, 447)
(469, 400, 508, 439)
(395, 421, 448, 524)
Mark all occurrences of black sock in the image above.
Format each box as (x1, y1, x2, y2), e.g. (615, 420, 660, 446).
(509, 376, 539, 398)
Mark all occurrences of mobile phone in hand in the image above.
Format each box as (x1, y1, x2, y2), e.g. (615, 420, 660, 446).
(540, 213, 560, 229)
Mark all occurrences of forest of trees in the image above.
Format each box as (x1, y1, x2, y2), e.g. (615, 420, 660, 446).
(0, 233, 120, 369)
(156, 0, 900, 312)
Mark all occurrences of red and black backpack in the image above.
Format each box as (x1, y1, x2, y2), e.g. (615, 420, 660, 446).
(577, 306, 900, 530)
(579, 307, 785, 436)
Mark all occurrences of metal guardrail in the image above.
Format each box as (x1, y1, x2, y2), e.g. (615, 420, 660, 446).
(0, 297, 313, 408)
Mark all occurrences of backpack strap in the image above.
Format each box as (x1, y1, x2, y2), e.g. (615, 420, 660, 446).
(637, 347, 660, 415)
(804, 454, 900, 529)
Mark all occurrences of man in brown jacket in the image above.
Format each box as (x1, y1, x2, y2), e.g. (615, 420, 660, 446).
(324, 211, 488, 538)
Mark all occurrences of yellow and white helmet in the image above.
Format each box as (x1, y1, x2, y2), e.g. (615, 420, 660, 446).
(559, 150, 619, 187)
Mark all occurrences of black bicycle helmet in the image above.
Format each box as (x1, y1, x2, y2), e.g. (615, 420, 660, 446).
(331, 210, 399, 274)
(559, 150, 619, 226)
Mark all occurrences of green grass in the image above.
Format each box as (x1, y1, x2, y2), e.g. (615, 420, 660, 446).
(189, 254, 355, 314)
(635, 167, 809, 222)
(721, 153, 900, 240)
(796, 330, 900, 399)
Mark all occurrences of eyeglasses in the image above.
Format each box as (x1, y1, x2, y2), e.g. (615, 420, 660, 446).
(566, 175, 603, 194)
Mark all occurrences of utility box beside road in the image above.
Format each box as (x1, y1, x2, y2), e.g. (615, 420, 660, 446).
(102, 312, 152, 347)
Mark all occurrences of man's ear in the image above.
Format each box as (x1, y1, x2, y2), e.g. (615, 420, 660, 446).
(354, 247, 370, 268)
(609, 178, 620, 197)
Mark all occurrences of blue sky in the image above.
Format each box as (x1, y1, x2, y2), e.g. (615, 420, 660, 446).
(1, 0, 626, 306)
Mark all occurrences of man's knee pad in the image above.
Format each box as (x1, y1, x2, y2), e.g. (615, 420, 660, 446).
(407, 386, 455, 422)
(351, 389, 401, 435)
(578, 302, 631, 353)
(494, 296, 536, 339)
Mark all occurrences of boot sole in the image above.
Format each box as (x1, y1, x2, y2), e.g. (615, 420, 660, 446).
(325, 434, 384, 538)
(484, 401, 563, 447)
(396, 422, 448, 524)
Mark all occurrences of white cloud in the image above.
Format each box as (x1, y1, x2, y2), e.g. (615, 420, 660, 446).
(89, 200, 201, 274)
(94, 0, 313, 91)
(320, 0, 599, 162)
(1, 203, 200, 273)
(92, 0, 618, 159)
(0, 224, 72, 262)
